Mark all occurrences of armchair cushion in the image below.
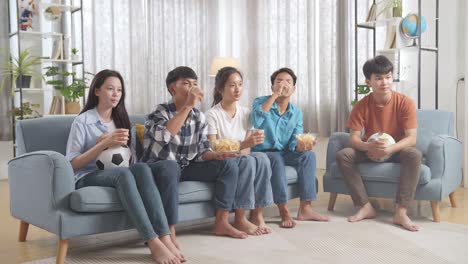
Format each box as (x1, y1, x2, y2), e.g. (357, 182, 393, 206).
(330, 162, 431, 185)
(416, 128, 436, 155)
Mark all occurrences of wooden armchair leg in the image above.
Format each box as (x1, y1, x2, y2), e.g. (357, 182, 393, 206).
(328, 193, 338, 211)
(430, 201, 440, 222)
(56, 239, 69, 264)
(18, 221, 29, 242)
(449, 191, 457, 208)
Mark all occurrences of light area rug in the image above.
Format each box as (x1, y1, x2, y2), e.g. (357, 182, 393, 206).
(24, 210, 468, 264)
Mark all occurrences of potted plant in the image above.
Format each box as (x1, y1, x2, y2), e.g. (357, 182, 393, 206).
(377, 0, 402, 18)
(0, 49, 43, 94)
(44, 66, 85, 114)
(9, 102, 42, 119)
(71, 48, 79, 61)
(351, 84, 371, 107)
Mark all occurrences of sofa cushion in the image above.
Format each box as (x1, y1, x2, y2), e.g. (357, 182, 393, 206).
(70, 186, 123, 212)
(286, 166, 298, 184)
(70, 165, 300, 213)
(70, 181, 217, 213)
(330, 162, 431, 185)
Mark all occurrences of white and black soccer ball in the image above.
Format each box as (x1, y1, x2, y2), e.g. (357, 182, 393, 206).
(367, 132, 396, 162)
(96, 145, 132, 170)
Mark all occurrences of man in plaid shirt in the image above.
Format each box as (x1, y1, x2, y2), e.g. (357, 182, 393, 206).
(144, 66, 249, 240)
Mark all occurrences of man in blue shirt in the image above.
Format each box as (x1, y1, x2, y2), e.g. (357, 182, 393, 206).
(251, 68, 329, 228)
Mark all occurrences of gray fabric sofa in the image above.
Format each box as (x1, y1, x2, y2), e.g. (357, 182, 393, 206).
(8, 115, 301, 264)
(324, 110, 462, 221)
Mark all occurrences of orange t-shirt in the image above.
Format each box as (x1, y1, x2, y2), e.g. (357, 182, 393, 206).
(347, 91, 417, 142)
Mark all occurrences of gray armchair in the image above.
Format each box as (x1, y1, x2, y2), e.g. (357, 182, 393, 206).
(324, 110, 462, 221)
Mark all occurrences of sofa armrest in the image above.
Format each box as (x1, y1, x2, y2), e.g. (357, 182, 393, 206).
(8, 151, 75, 233)
(326, 132, 351, 170)
(425, 135, 462, 196)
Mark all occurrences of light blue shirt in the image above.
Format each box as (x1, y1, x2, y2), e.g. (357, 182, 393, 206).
(66, 108, 113, 182)
(250, 96, 303, 152)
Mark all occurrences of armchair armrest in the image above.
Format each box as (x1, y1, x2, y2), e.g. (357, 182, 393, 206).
(8, 151, 75, 234)
(326, 132, 351, 170)
(425, 135, 462, 196)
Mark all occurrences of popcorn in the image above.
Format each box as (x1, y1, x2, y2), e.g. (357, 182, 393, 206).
(212, 138, 240, 153)
(295, 133, 317, 144)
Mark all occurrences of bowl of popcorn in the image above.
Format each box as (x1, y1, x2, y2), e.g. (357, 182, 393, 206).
(295, 133, 317, 146)
(211, 138, 241, 153)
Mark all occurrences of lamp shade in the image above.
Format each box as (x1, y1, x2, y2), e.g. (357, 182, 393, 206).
(209, 57, 240, 76)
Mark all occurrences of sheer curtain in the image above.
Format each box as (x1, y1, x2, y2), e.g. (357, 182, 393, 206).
(239, 0, 353, 135)
(82, 0, 218, 114)
(0, 0, 12, 140)
(82, 0, 353, 135)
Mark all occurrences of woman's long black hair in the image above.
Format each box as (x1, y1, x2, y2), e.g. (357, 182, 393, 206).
(81, 69, 131, 145)
(212, 67, 243, 107)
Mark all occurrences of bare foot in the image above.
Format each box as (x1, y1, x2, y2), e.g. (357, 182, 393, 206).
(169, 225, 180, 249)
(250, 210, 272, 234)
(147, 238, 181, 264)
(234, 217, 263, 236)
(297, 202, 330, 222)
(278, 205, 296, 228)
(393, 210, 419, 232)
(348, 202, 377, 222)
(213, 220, 248, 239)
(160, 235, 187, 262)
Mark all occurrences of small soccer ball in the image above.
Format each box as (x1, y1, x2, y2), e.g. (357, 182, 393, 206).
(96, 145, 132, 170)
(367, 132, 396, 162)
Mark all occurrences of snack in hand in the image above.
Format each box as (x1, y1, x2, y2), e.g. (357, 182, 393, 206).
(212, 138, 240, 153)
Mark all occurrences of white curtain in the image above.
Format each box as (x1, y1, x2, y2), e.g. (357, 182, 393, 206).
(82, 0, 218, 114)
(0, 0, 13, 140)
(82, 0, 353, 135)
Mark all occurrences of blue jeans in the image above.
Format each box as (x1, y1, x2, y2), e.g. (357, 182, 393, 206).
(147, 160, 181, 225)
(181, 159, 238, 211)
(76, 163, 170, 242)
(234, 153, 274, 209)
(266, 151, 317, 204)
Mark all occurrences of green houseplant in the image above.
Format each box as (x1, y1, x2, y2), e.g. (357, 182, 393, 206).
(351, 84, 371, 107)
(44, 66, 85, 114)
(377, 0, 402, 18)
(10, 102, 42, 119)
(71, 48, 79, 60)
(0, 49, 43, 94)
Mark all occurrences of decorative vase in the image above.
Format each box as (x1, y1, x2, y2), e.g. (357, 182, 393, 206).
(65, 101, 80, 114)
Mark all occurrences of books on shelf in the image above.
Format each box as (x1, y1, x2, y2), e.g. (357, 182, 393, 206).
(365, 3, 377, 22)
(49, 95, 63, 114)
(384, 25, 397, 49)
(51, 37, 63, 59)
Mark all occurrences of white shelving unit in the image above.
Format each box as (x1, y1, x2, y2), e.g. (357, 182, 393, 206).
(7, 0, 84, 156)
(354, 0, 439, 108)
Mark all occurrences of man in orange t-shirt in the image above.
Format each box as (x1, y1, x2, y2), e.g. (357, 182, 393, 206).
(336, 56, 422, 232)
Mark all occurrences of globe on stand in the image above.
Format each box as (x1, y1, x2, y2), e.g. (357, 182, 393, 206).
(400, 13, 427, 47)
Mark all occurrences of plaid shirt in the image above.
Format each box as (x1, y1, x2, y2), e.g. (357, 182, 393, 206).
(143, 100, 211, 168)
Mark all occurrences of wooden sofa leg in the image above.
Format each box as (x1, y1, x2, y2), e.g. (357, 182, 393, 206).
(430, 201, 440, 222)
(449, 191, 457, 208)
(18, 221, 29, 242)
(56, 239, 69, 264)
(328, 193, 338, 211)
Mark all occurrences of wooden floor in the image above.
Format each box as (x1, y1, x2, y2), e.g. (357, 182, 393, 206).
(0, 172, 467, 264)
